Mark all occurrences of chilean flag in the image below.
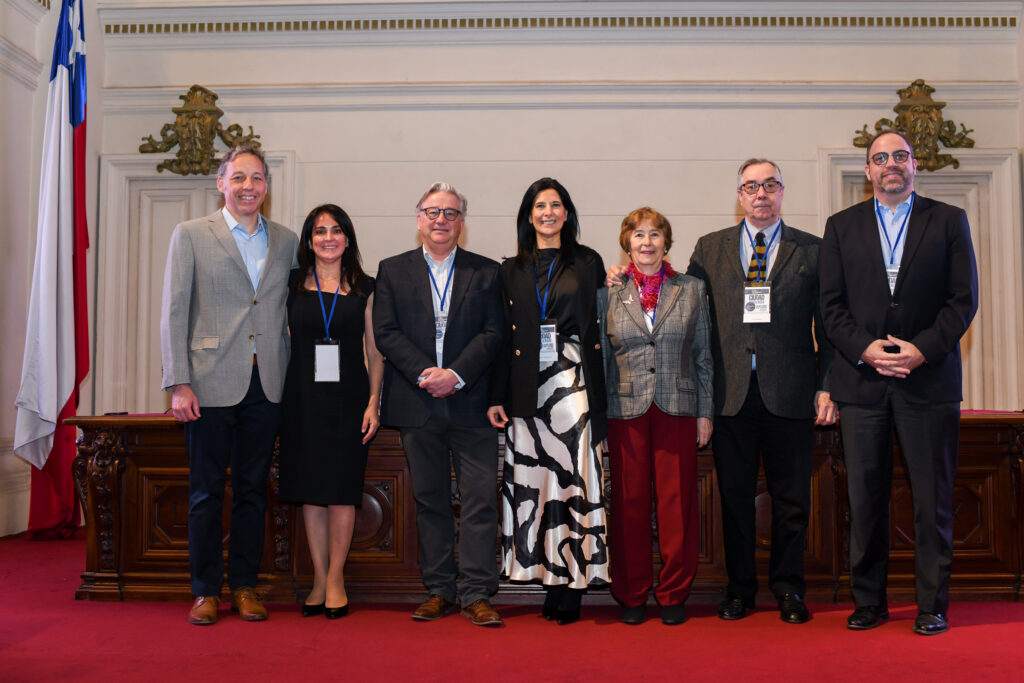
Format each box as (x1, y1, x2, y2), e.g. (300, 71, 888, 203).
(14, 0, 89, 538)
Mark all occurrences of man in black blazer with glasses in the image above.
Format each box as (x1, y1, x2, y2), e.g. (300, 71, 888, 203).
(373, 181, 504, 627)
(819, 130, 979, 636)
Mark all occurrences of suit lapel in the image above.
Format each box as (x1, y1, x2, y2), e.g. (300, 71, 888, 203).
(894, 195, 929, 295)
(256, 218, 277, 297)
(617, 278, 651, 339)
(769, 223, 797, 279)
(446, 249, 471, 318)
(723, 224, 747, 282)
(412, 249, 438, 319)
(650, 275, 682, 336)
(210, 211, 253, 292)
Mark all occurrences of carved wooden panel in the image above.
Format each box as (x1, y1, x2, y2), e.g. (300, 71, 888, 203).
(66, 414, 1023, 604)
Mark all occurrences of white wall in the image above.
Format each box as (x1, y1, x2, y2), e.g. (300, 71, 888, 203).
(3, 0, 1023, 534)
(0, 0, 50, 536)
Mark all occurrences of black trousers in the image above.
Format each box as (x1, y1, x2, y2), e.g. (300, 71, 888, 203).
(184, 367, 281, 597)
(838, 383, 959, 613)
(400, 401, 499, 605)
(712, 373, 813, 599)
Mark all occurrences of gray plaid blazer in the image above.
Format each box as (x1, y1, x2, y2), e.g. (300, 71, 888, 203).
(599, 270, 713, 421)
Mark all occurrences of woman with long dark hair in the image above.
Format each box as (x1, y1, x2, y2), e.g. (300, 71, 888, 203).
(488, 178, 609, 625)
(278, 203, 384, 619)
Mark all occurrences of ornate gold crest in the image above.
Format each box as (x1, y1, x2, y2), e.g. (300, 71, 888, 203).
(853, 79, 974, 171)
(139, 85, 261, 175)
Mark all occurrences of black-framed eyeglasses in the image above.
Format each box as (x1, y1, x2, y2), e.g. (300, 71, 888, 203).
(739, 180, 783, 195)
(870, 150, 912, 166)
(419, 207, 462, 221)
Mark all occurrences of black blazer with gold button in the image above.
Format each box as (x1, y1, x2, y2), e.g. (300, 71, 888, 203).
(489, 244, 607, 440)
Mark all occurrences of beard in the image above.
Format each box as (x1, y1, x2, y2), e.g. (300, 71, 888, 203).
(878, 169, 911, 195)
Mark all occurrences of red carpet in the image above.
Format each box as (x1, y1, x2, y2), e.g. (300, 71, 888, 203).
(1, 531, 1022, 681)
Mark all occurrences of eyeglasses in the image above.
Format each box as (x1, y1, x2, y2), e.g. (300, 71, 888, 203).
(419, 207, 462, 221)
(739, 180, 783, 195)
(870, 150, 912, 166)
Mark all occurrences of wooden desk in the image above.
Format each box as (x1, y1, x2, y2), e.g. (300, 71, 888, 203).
(66, 414, 1023, 603)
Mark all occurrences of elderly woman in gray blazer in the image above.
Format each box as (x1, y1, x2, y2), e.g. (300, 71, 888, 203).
(599, 207, 713, 626)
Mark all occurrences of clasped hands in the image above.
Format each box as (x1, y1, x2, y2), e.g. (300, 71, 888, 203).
(860, 335, 925, 378)
(418, 366, 459, 398)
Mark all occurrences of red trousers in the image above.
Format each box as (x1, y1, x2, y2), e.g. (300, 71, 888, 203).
(607, 404, 698, 607)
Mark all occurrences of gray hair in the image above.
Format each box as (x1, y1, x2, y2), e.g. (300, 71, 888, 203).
(218, 142, 268, 178)
(736, 158, 783, 189)
(416, 181, 468, 215)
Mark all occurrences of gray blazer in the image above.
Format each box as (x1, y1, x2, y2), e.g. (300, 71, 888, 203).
(160, 210, 298, 406)
(686, 221, 833, 419)
(600, 271, 713, 421)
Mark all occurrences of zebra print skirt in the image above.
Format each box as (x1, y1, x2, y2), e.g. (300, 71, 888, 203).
(500, 336, 610, 589)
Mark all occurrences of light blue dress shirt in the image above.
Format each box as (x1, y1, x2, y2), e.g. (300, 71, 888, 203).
(422, 246, 465, 388)
(223, 207, 268, 291)
(874, 193, 914, 266)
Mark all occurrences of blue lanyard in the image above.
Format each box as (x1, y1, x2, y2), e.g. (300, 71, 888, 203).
(313, 269, 342, 340)
(427, 259, 454, 312)
(743, 221, 780, 283)
(534, 256, 558, 319)
(875, 193, 914, 265)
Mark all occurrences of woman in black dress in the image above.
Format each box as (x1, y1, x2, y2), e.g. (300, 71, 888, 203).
(279, 204, 384, 619)
(487, 178, 609, 625)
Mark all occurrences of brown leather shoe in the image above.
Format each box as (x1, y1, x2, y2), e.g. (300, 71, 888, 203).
(230, 587, 268, 621)
(411, 595, 455, 621)
(188, 596, 219, 625)
(461, 599, 503, 627)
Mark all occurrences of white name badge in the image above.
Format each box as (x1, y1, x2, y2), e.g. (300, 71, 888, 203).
(314, 341, 341, 382)
(743, 283, 771, 323)
(435, 314, 448, 340)
(539, 322, 558, 363)
(886, 265, 899, 294)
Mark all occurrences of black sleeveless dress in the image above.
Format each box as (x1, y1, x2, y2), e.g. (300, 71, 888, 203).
(278, 269, 374, 506)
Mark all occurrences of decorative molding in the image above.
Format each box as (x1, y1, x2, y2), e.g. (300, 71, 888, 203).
(0, 35, 44, 89)
(97, 2, 1021, 46)
(2, 0, 49, 25)
(101, 80, 1020, 115)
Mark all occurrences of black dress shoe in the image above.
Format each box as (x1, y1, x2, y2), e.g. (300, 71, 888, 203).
(847, 605, 889, 630)
(302, 602, 325, 617)
(325, 604, 349, 619)
(913, 611, 948, 635)
(621, 604, 646, 625)
(660, 603, 687, 626)
(776, 593, 810, 624)
(717, 593, 755, 620)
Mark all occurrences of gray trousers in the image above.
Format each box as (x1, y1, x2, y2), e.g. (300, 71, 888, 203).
(401, 407, 499, 605)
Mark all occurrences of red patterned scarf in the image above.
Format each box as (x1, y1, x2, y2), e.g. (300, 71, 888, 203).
(627, 261, 676, 313)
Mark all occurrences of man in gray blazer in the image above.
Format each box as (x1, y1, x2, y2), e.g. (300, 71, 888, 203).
(160, 143, 298, 626)
(686, 158, 835, 624)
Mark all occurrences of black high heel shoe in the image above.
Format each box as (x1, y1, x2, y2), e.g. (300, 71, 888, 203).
(556, 588, 583, 626)
(542, 585, 565, 621)
(325, 604, 349, 619)
(302, 602, 325, 617)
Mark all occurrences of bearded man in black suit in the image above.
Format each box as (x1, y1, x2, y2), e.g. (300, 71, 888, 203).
(819, 130, 979, 635)
(372, 182, 505, 627)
